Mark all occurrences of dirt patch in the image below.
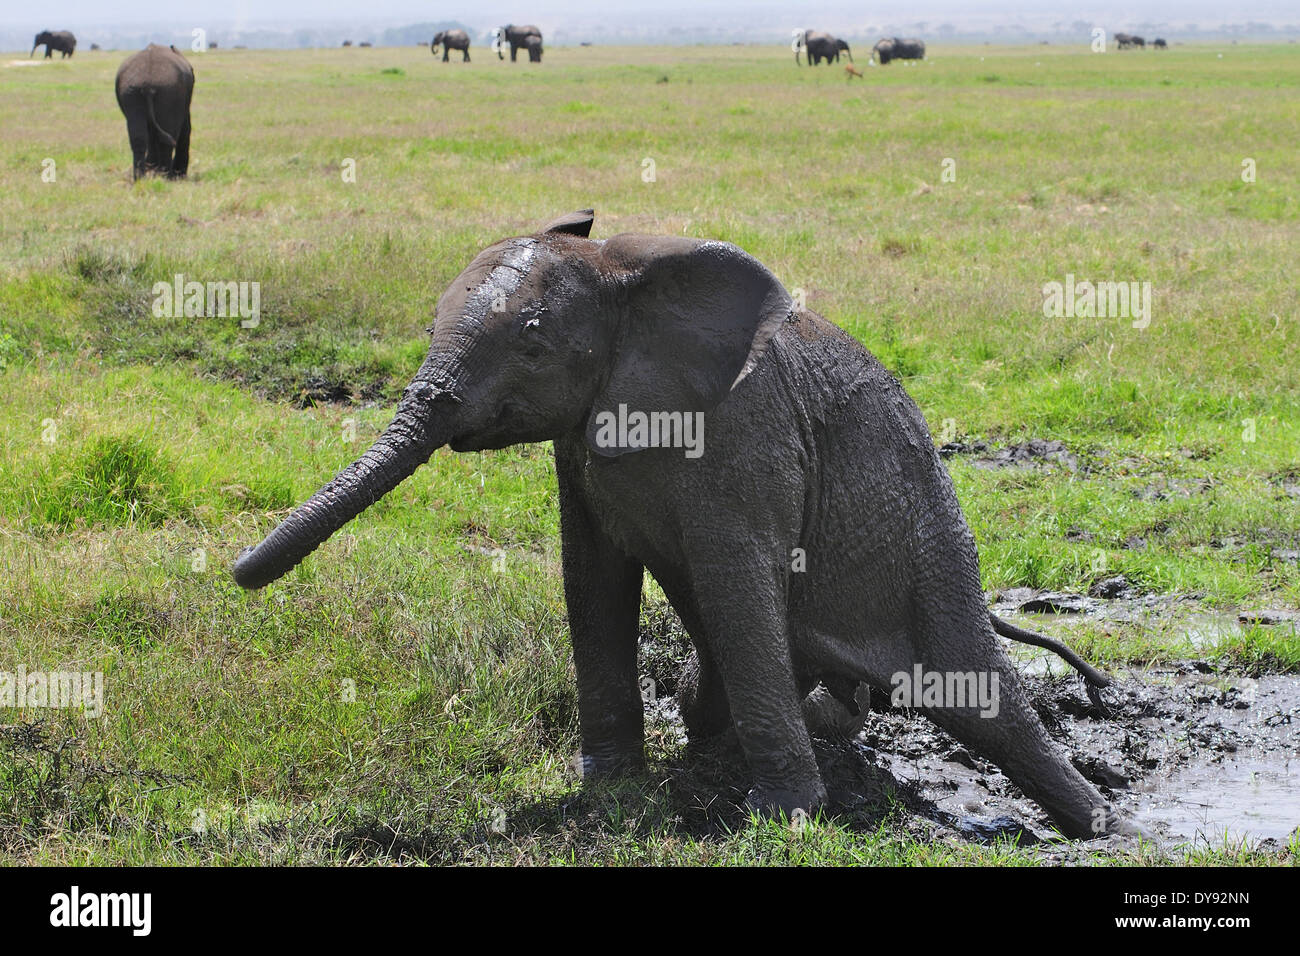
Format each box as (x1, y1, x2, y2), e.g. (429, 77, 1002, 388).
(939, 438, 1081, 473)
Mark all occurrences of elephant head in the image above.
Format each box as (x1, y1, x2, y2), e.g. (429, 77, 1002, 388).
(32, 31, 53, 56)
(835, 38, 853, 62)
(430, 32, 445, 55)
(872, 38, 894, 64)
(232, 210, 785, 588)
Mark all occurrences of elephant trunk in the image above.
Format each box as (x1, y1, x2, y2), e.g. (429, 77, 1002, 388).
(231, 375, 455, 589)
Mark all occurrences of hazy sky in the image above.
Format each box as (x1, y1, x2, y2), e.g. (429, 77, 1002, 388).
(7, 0, 1297, 28)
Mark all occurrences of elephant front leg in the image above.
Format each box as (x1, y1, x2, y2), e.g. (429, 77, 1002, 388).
(687, 550, 825, 815)
(558, 473, 646, 778)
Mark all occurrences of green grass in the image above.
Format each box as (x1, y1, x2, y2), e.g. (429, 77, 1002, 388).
(0, 42, 1297, 865)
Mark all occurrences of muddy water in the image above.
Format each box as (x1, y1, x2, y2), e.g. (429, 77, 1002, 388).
(843, 666, 1300, 847)
(640, 597, 1299, 847)
(1123, 674, 1299, 843)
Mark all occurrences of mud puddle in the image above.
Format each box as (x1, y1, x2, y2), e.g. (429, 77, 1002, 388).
(820, 665, 1300, 847)
(638, 607, 1298, 849)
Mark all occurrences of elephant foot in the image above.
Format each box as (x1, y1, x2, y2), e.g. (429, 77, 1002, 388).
(572, 746, 645, 779)
(1089, 806, 1154, 841)
(744, 780, 827, 820)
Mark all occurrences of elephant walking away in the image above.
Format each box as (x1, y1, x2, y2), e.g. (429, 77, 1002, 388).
(233, 210, 1137, 840)
(432, 29, 470, 62)
(495, 24, 542, 61)
(33, 30, 77, 58)
(796, 30, 852, 66)
(115, 44, 194, 180)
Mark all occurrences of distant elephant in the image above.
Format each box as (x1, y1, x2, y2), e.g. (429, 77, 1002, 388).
(115, 44, 194, 181)
(496, 24, 542, 61)
(524, 35, 543, 62)
(32, 30, 76, 58)
(90, 43, 101, 51)
(359, 42, 373, 48)
(1130, 35, 1146, 48)
(797, 30, 852, 66)
(883, 36, 925, 62)
(871, 38, 895, 64)
(232, 210, 1135, 840)
(432, 29, 470, 62)
(342, 40, 353, 47)
(1152, 38, 1167, 49)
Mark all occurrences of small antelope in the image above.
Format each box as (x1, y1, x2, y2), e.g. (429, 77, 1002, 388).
(845, 63, 864, 79)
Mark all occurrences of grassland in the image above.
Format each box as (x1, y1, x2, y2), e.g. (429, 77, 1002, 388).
(0, 42, 1297, 865)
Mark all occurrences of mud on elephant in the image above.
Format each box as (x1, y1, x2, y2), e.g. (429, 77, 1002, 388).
(115, 44, 195, 181)
(233, 211, 1137, 840)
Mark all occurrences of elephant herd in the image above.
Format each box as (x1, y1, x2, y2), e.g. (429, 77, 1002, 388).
(1115, 33, 1168, 49)
(430, 25, 545, 63)
(32, 23, 543, 180)
(794, 29, 927, 67)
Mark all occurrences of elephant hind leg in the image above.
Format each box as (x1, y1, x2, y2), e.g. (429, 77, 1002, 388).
(124, 108, 150, 180)
(171, 117, 191, 178)
(908, 602, 1122, 839)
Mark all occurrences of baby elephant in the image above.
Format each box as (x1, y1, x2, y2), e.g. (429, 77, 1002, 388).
(233, 211, 1134, 839)
(115, 44, 195, 180)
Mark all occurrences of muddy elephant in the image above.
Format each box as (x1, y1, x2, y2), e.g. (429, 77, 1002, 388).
(32, 30, 76, 58)
(875, 36, 925, 64)
(496, 24, 542, 61)
(432, 29, 470, 62)
(115, 44, 194, 181)
(796, 30, 852, 66)
(232, 210, 1136, 840)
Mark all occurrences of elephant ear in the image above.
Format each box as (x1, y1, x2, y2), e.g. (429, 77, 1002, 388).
(539, 209, 595, 237)
(585, 235, 793, 457)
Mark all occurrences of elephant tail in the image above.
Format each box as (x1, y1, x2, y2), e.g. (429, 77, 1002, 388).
(989, 613, 1112, 708)
(145, 89, 177, 147)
